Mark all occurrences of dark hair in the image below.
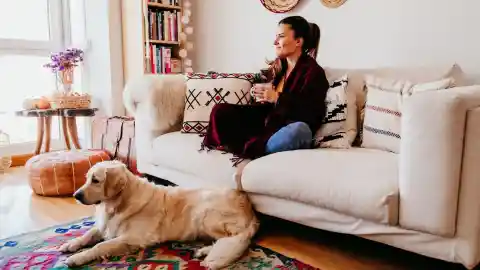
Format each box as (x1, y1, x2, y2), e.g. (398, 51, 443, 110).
(263, 16, 321, 82)
(279, 16, 320, 58)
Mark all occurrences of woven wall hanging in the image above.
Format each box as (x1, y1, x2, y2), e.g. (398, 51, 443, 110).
(260, 0, 300, 13)
(321, 0, 347, 8)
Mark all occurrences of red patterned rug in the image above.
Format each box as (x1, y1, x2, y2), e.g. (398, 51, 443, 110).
(0, 217, 318, 269)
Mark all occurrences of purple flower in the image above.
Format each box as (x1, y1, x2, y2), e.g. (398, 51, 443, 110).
(43, 47, 84, 73)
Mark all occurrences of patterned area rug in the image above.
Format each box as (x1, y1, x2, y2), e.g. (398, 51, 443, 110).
(0, 217, 317, 269)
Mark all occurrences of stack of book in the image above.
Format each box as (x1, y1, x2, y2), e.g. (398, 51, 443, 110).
(147, 9, 179, 42)
(148, 45, 170, 73)
(147, 45, 182, 74)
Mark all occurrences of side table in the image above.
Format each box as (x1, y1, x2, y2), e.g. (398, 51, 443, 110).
(15, 108, 98, 155)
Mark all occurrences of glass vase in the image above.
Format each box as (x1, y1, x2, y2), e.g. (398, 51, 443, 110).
(57, 67, 74, 94)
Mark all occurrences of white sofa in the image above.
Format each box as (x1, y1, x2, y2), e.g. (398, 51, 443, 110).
(123, 64, 480, 269)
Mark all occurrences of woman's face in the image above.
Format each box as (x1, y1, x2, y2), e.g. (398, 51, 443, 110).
(274, 23, 302, 58)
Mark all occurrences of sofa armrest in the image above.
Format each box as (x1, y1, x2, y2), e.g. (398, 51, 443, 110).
(123, 74, 186, 167)
(399, 85, 480, 237)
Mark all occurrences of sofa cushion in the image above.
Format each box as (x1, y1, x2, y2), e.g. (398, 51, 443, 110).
(241, 148, 399, 225)
(151, 131, 237, 188)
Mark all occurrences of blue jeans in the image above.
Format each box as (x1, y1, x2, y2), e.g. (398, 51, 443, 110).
(266, 122, 313, 154)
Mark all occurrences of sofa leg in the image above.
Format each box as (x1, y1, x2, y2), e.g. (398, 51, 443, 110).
(143, 174, 177, 187)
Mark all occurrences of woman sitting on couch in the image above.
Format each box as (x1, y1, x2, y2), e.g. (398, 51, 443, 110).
(201, 16, 330, 166)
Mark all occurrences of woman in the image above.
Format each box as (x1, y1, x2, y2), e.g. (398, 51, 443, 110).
(201, 16, 330, 166)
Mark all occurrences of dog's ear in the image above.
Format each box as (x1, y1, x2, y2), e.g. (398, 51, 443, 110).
(104, 162, 129, 198)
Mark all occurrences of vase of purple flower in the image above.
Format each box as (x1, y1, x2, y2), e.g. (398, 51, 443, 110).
(44, 48, 84, 94)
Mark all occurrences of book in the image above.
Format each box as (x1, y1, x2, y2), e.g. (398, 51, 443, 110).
(148, 45, 175, 74)
(147, 9, 180, 42)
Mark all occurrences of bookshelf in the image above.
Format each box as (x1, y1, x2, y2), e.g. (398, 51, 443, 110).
(121, 0, 187, 84)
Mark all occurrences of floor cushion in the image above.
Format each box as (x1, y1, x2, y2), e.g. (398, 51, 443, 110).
(26, 150, 110, 196)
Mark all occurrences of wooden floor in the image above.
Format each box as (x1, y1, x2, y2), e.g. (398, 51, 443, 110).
(0, 167, 475, 270)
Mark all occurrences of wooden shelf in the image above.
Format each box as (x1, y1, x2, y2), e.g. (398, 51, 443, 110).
(149, 39, 179, 45)
(122, 0, 184, 84)
(147, 2, 182, 10)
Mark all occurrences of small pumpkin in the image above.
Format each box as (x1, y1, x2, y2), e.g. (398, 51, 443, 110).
(36, 96, 51, 109)
(22, 96, 51, 110)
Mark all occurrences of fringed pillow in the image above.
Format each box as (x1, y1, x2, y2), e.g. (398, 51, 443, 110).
(314, 75, 350, 148)
(181, 72, 257, 134)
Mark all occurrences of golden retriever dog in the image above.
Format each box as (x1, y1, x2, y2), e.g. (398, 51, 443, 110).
(59, 160, 259, 269)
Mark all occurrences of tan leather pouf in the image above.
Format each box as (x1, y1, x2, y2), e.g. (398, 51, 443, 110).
(25, 150, 110, 196)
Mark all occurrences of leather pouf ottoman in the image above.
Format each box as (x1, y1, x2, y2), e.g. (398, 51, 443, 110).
(25, 150, 110, 196)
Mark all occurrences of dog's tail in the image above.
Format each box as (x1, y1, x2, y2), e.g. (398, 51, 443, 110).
(203, 216, 259, 269)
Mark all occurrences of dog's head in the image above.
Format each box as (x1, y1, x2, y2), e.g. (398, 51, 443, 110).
(73, 160, 129, 205)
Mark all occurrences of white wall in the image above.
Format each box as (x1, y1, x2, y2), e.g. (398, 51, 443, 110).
(84, 0, 125, 117)
(191, 0, 480, 75)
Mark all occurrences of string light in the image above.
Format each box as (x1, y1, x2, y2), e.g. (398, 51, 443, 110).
(179, 32, 187, 42)
(179, 49, 187, 58)
(180, 0, 193, 72)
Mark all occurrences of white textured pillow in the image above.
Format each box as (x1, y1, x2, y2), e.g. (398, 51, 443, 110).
(314, 75, 350, 148)
(361, 76, 454, 153)
(181, 73, 254, 134)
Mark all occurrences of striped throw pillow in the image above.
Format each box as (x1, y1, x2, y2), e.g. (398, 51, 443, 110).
(361, 76, 454, 153)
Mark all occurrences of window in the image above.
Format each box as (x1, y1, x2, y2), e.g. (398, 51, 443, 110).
(0, 1, 51, 41)
(0, 55, 58, 144)
(0, 0, 86, 155)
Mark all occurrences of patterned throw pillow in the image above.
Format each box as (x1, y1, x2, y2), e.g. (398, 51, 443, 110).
(314, 75, 350, 148)
(181, 72, 256, 134)
(361, 76, 454, 153)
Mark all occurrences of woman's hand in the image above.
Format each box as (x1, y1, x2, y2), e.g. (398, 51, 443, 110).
(251, 83, 279, 103)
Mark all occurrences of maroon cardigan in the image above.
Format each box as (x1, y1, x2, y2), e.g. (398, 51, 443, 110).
(200, 54, 330, 164)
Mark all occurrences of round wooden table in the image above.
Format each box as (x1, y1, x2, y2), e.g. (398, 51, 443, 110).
(15, 108, 98, 154)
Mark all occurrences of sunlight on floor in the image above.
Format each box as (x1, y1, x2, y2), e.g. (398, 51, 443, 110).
(0, 167, 94, 239)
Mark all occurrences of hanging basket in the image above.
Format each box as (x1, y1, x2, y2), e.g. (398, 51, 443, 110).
(321, 0, 347, 8)
(260, 0, 300, 13)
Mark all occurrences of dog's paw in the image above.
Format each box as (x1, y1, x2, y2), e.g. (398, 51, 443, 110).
(59, 239, 83, 253)
(64, 253, 89, 268)
(200, 258, 227, 270)
(194, 246, 213, 258)
(201, 254, 234, 270)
